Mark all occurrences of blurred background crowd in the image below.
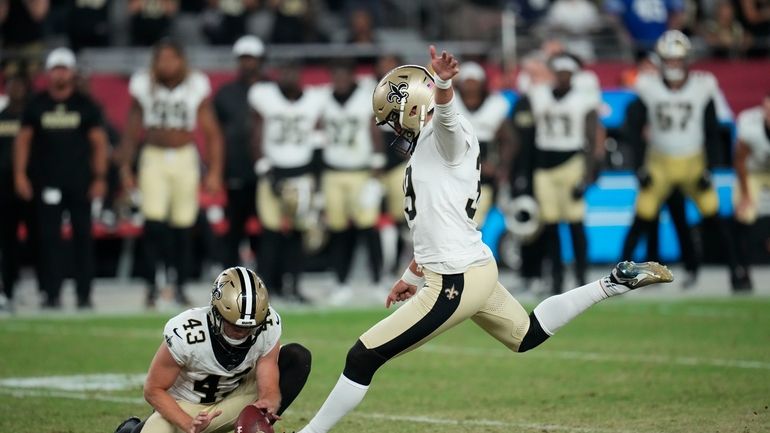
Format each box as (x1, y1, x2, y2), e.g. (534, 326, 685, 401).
(0, 0, 768, 313)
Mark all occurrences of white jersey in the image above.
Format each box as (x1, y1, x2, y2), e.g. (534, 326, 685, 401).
(129, 70, 211, 131)
(162, 306, 281, 404)
(321, 80, 376, 169)
(635, 71, 719, 157)
(737, 107, 770, 173)
(249, 82, 326, 169)
(406, 98, 493, 274)
(454, 93, 510, 143)
(529, 84, 600, 152)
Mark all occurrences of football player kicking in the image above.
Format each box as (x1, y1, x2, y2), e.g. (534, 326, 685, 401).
(114, 267, 311, 433)
(296, 46, 673, 433)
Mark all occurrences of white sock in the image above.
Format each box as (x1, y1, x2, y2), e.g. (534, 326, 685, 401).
(298, 374, 369, 433)
(533, 277, 626, 335)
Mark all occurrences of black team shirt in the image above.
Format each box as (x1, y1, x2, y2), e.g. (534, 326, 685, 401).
(0, 105, 22, 193)
(22, 91, 103, 193)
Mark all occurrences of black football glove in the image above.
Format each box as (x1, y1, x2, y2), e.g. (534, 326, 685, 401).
(697, 171, 713, 190)
(571, 182, 587, 200)
(636, 168, 652, 189)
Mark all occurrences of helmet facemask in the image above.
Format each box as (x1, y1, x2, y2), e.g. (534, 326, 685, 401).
(655, 30, 691, 84)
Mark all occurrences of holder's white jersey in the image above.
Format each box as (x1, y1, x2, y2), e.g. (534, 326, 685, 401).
(529, 84, 600, 152)
(321, 80, 377, 169)
(453, 93, 510, 143)
(738, 107, 770, 173)
(635, 71, 719, 157)
(162, 306, 281, 404)
(249, 82, 326, 169)
(129, 70, 211, 131)
(406, 98, 493, 274)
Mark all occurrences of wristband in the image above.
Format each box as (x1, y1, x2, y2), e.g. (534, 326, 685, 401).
(434, 76, 452, 90)
(401, 267, 424, 286)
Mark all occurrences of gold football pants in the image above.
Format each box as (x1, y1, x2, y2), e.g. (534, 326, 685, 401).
(533, 154, 586, 224)
(733, 172, 770, 224)
(322, 170, 379, 231)
(138, 144, 200, 228)
(257, 175, 314, 232)
(360, 260, 531, 355)
(382, 162, 407, 223)
(636, 151, 718, 221)
(473, 184, 494, 227)
(141, 370, 257, 433)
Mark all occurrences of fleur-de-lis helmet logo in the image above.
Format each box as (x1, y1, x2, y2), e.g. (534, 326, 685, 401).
(386, 81, 409, 104)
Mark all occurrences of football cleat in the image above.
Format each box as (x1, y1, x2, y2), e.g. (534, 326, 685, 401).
(610, 261, 674, 289)
(114, 416, 141, 433)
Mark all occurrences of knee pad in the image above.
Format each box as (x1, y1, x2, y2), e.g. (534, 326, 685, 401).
(342, 340, 388, 386)
(280, 343, 312, 369)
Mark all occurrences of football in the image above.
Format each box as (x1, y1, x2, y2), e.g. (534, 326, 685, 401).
(234, 405, 274, 433)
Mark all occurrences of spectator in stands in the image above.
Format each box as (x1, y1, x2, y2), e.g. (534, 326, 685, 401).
(701, 0, 752, 58)
(0, 74, 31, 312)
(269, 0, 328, 43)
(543, 0, 603, 61)
(348, 8, 378, 64)
(214, 35, 265, 267)
(13, 48, 110, 309)
(67, 0, 111, 52)
(348, 8, 375, 44)
(129, 0, 178, 46)
(734, 0, 770, 56)
(511, 0, 553, 29)
(605, 0, 686, 54)
(202, 0, 258, 45)
(0, 0, 49, 69)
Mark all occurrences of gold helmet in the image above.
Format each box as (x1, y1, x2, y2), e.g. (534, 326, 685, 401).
(211, 266, 269, 329)
(655, 30, 692, 60)
(655, 30, 692, 82)
(372, 65, 435, 154)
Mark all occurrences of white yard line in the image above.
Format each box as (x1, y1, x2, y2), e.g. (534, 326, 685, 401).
(0, 387, 145, 405)
(3, 322, 769, 371)
(0, 387, 630, 433)
(418, 345, 770, 370)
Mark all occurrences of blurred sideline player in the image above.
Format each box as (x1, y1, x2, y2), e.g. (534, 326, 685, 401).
(214, 35, 266, 268)
(320, 60, 384, 304)
(732, 93, 770, 290)
(0, 75, 31, 312)
(375, 54, 411, 274)
(249, 61, 326, 302)
(453, 61, 514, 227)
(296, 46, 673, 433)
(517, 53, 604, 294)
(113, 267, 311, 433)
(117, 40, 224, 307)
(622, 30, 750, 291)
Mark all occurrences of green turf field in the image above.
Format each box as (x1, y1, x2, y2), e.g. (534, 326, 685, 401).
(1, 298, 769, 433)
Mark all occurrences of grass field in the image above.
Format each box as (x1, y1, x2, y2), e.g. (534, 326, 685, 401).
(1, 298, 769, 433)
